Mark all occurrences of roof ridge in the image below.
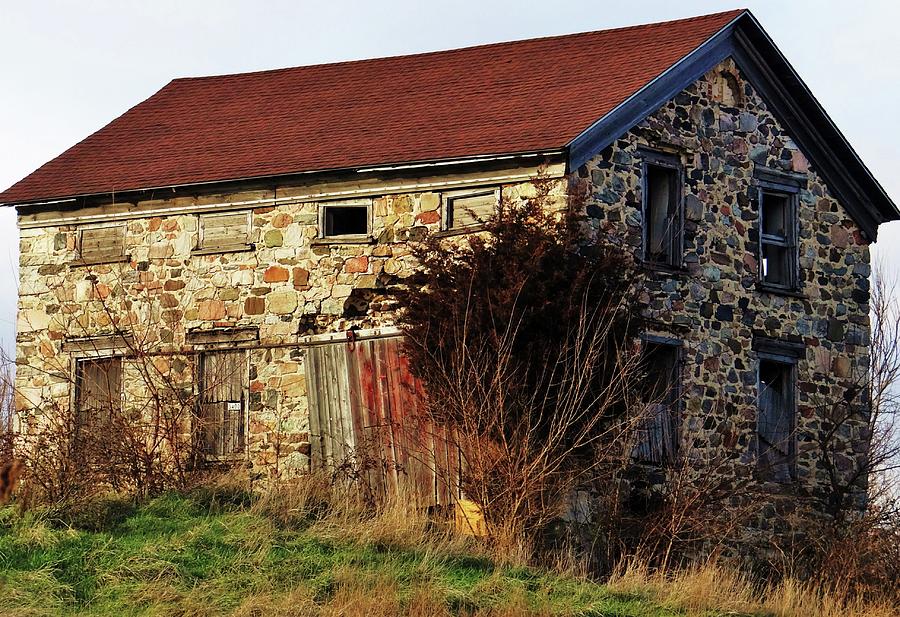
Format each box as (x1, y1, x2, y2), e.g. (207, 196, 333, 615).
(172, 9, 746, 83)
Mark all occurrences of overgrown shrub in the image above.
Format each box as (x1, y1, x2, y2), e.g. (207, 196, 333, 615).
(398, 178, 646, 550)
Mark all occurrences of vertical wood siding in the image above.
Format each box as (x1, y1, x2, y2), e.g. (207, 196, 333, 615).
(305, 336, 461, 507)
(200, 351, 247, 458)
(75, 358, 122, 427)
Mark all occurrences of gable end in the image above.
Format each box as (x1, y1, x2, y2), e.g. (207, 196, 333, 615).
(568, 10, 899, 240)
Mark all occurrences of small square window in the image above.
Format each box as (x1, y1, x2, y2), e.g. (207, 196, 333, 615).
(443, 188, 499, 230)
(759, 190, 798, 289)
(79, 224, 127, 263)
(198, 211, 251, 251)
(642, 157, 682, 267)
(319, 204, 370, 239)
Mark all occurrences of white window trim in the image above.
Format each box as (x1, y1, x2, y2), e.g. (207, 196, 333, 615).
(316, 199, 373, 243)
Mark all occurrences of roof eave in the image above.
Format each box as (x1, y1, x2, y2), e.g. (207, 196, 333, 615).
(5, 149, 566, 212)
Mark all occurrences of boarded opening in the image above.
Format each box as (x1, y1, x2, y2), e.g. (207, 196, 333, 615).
(444, 188, 499, 229)
(75, 357, 122, 429)
(305, 335, 461, 507)
(632, 342, 679, 465)
(199, 351, 247, 459)
(79, 225, 126, 263)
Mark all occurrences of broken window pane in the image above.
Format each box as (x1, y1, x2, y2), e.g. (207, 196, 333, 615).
(759, 191, 797, 289)
(323, 206, 368, 237)
(644, 164, 680, 265)
(758, 359, 795, 482)
(633, 342, 679, 465)
(761, 242, 790, 286)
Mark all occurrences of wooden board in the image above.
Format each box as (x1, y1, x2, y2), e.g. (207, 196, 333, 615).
(305, 335, 461, 507)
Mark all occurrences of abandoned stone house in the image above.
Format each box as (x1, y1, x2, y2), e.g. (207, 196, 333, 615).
(3, 10, 898, 513)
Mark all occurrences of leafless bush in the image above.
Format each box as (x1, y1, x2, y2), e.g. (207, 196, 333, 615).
(8, 268, 251, 505)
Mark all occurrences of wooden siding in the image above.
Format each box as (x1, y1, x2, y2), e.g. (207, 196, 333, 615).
(305, 335, 460, 507)
(199, 351, 247, 458)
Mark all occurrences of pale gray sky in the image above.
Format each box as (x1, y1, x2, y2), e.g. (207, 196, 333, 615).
(2, 0, 899, 359)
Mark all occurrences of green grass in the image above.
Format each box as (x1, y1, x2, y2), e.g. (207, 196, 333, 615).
(0, 493, 715, 616)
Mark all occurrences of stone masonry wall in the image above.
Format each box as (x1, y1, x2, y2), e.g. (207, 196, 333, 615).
(15, 176, 564, 478)
(577, 59, 871, 524)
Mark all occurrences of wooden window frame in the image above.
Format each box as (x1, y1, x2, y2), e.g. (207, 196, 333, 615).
(441, 187, 501, 233)
(195, 210, 253, 254)
(753, 337, 803, 483)
(632, 334, 682, 466)
(753, 166, 805, 294)
(758, 188, 800, 292)
(640, 151, 684, 269)
(756, 354, 798, 483)
(77, 223, 129, 265)
(314, 201, 373, 244)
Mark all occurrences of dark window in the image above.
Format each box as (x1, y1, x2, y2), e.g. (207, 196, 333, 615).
(642, 159, 682, 267)
(633, 341, 680, 465)
(198, 351, 247, 459)
(74, 357, 122, 429)
(758, 358, 796, 482)
(323, 205, 368, 238)
(759, 190, 798, 289)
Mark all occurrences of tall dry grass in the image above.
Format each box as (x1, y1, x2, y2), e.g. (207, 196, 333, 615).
(608, 559, 899, 617)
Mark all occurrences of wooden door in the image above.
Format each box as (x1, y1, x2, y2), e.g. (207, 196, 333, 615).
(199, 351, 247, 459)
(305, 335, 460, 507)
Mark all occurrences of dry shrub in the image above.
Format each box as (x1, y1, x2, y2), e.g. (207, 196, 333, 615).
(399, 177, 644, 552)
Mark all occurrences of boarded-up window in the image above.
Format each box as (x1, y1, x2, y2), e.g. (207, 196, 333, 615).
(632, 342, 679, 465)
(198, 351, 247, 459)
(642, 159, 682, 267)
(305, 335, 460, 507)
(444, 188, 499, 229)
(758, 359, 795, 482)
(74, 357, 122, 429)
(79, 225, 126, 263)
(198, 211, 251, 250)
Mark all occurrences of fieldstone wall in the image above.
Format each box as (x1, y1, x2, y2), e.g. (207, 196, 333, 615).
(576, 59, 871, 531)
(15, 177, 563, 478)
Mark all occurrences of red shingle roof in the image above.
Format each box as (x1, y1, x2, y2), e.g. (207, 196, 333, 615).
(0, 10, 743, 204)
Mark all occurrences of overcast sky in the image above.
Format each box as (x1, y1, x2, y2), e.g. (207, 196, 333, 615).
(2, 0, 899, 360)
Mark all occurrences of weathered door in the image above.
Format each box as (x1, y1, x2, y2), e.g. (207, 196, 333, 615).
(199, 351, 247, 459)
(305, 334, 460, 507)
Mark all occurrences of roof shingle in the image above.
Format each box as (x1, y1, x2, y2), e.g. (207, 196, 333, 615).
(0, 9, 743, 204)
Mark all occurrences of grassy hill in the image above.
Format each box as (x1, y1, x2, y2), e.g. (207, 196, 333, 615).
(0, 488, 892, 616)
